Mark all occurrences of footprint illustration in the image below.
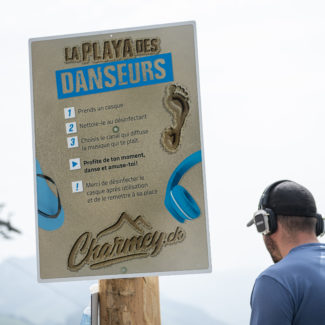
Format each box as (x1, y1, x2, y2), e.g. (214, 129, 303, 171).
(161, 84, 190, 152)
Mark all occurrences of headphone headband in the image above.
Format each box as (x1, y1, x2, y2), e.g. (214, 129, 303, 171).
(166, 151, 202, 193)
(250, 179, 325, 236)
(165, 150, 202, 223)
(258, 180, 290, 210)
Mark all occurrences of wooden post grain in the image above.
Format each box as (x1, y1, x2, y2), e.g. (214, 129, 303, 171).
(99, 277, 161, 325)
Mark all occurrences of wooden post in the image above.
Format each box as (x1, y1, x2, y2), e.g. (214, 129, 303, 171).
(99, 277, 161, 325)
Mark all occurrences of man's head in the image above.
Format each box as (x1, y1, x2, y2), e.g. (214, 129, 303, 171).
(247, 180, 323, 263)
(263, 215, 318, 263)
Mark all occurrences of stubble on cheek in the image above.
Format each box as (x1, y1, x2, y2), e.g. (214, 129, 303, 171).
(263, 235, 282, 263)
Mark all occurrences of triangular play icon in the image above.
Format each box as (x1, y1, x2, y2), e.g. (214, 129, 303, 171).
(72, 161, 78, 167)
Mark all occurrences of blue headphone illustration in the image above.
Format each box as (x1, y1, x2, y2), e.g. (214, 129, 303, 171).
(165, 150, 202, 223)
(36, 159, 64, 231)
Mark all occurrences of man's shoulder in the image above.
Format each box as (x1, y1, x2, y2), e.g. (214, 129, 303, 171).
(250, 244, 325, 325)
(257, 243, 325, 284)
(252, 262, 296, 312)
(255, 263, 287, 289)
(256, 254, 302, 285)
(258, 258, 291, 280)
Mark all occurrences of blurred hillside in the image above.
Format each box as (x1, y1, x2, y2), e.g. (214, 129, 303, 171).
(0, 257, 224, 324)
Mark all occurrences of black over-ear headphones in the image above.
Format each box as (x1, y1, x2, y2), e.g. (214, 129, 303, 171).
(247, 180, 324, 236)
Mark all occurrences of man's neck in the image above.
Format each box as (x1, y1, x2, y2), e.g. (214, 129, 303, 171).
(279, 234, 319, 258)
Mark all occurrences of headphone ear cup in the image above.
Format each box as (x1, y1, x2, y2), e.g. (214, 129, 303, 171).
(315, 214, 324, 237)
(265, 208, 277, 234)
(170, 185, 200, 221)
(164, 197, 185, 223)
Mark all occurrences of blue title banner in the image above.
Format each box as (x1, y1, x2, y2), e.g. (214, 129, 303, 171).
(55, 53, 174, 99)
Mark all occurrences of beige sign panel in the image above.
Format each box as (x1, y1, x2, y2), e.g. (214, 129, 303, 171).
(30, 21, 211, 281)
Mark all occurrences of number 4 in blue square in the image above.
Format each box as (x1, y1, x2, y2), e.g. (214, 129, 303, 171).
(67, 136, 79, 148)
(64, 107, 75, 119)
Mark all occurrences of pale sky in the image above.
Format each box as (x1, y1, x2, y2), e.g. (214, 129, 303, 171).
(1, 0, 325, 324)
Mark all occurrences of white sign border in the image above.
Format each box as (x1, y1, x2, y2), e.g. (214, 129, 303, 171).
(29, 20, 212, 283)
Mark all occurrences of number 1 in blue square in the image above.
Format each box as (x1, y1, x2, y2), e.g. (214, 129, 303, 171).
(64, 107, 75, 119)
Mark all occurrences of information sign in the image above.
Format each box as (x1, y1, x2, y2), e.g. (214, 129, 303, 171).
(30, 21, 211, 281)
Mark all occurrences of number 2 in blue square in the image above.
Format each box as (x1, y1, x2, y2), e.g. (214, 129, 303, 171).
(67, 136, 79, 148)
(66, 122, 77, 134)
(64, 107, 75, 119)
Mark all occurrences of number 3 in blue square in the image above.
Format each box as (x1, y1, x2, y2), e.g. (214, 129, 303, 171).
(66, 121, 77, 134)
(67, 136, 79, 148)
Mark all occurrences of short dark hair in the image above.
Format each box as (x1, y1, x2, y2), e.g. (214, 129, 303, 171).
(277, 215, 317, 234)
